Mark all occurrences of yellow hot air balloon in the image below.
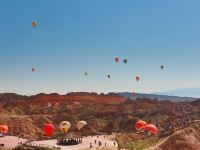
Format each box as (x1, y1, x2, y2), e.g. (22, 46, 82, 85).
(59, 121, 71, 133)
(77, 121, 87, 131)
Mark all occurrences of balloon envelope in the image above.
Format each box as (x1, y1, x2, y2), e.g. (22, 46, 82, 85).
(136, 76, 140, 82)
(115, 57, 119, 62)
(77, 121, 87, 130)
(43, 124, 55, 136)
(0, 125, 8, 134)
(32, 21, 37, 28)
(144, 124, 158, 134)
(135, 120, 147, 130)
(123, 59, 128, 64)
(59, 121, 71, 133)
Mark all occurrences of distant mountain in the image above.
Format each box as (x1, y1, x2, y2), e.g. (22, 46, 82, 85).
(118, 92, 198, 102)
(153, 87, 200, 98)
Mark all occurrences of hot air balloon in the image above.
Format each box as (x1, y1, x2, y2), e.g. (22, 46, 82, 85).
(32, 21, 38, 28)
(77, 121, 87, 131)
(43, 124, 55, 136)
(84, 72, 88, 76)
(136, 76, 140, 82)
(115, 57, 119, 63)
(123, 59, 128, 64)
(135, 120, 147, 130)
(59, 121, 71, 133)
(55, 102, 59, 107)
(132, 91, 137, 96)
(0, 125, 8, 134)
(160, 65, 164, 69)
(107, 75, 111, 79)
(32, 67, 35, 72)
(144, 124, 158, 135)
(47, 102, 52, 107)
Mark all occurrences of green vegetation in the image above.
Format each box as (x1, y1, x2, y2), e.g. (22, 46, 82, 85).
(118, 137, 159, 150)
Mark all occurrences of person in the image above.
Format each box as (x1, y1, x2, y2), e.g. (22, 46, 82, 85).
(94, 139, 96, 144)
(114, 141, 116, 146)
(105, 142, 107, 145)
(90, 142, 92, 148)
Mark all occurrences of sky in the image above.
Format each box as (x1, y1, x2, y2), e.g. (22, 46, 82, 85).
(1, 0, 200, 96)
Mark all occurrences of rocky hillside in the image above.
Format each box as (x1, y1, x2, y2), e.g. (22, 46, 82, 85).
(0, 93, 200, 141)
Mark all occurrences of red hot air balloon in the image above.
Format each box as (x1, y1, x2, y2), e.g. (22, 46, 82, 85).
(144, 124, 158, 135)
(0, 125, 8, 134)
(136, 76, 140, 82)
(115, 57, 119, 63)
(43, 124, 55, 136)
(135, 120, 147, 130)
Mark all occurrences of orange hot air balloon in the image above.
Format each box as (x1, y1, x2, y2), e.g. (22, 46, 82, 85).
(135, 120, 147, 130)
(136, 76, 140, 82)
(144, 124, 158, 135)
(32, 21, 37, 28)
(0, 125, 8, 134)
(115, 57, 119, 63)
(43, 124, 55, 136)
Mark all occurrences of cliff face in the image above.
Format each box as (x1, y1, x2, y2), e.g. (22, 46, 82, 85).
(0, 93, 200, 141)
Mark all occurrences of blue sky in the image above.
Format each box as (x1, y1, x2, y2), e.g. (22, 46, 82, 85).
(1, 0, 200, 95)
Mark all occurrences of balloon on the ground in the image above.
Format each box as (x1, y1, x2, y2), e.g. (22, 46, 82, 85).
(32, 21, 37, 28)
(144, 124, 158, 135)
(59, 121, 71, 133)
(43, 124, 55, 136)
(135, 120, 147, 130)
(77, 121, 87, 130)
(0, 125, 8, 134)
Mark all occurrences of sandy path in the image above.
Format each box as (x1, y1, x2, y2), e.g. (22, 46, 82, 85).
(0, 136, 27, 148)
(31, 135, 118, 150)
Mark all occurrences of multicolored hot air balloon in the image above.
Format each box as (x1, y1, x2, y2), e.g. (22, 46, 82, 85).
(115, 57, 119, 63)
(136, 76, 140, 82)
(59, 121, 71, 133)
(0, 125, 8, 134)
(32, 21, 38, 28)
(135, 120, 147, 130)
(144, 124, 158, 135)
(123, 59, 128, 64)
(77, 121, 87, 131)
(43, 124, 55, 136)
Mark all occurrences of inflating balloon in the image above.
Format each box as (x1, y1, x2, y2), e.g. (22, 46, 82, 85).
(135, 120, 147, 130)
(0, 125, 8, 134)
(59, 121, 71, 133)
(77, 121, 87, 130)
(144, 124, 158, 135)
(43, 124, 55, 136)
